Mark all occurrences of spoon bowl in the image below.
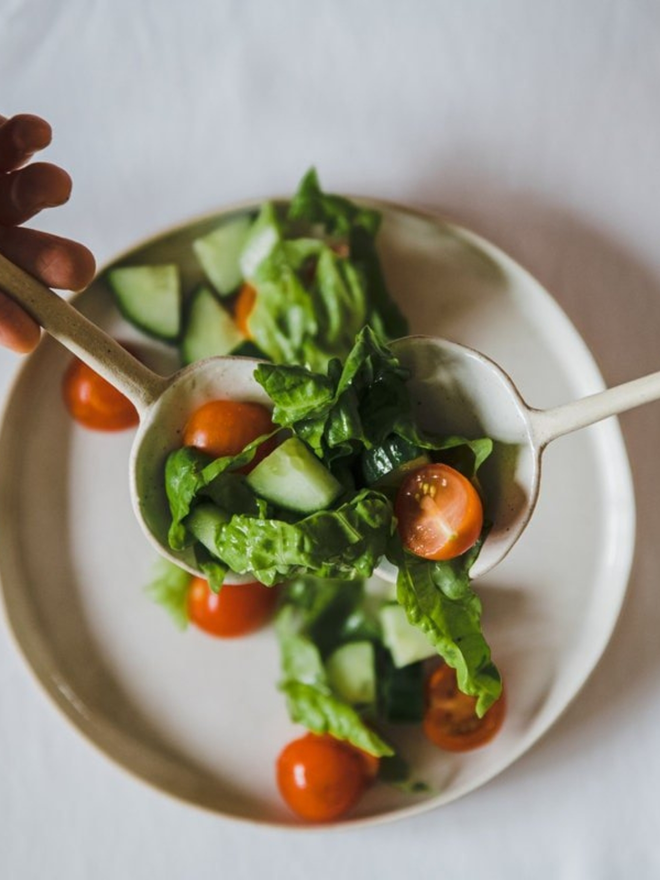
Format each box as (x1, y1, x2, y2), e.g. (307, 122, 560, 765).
(381, 335, 541, 580)
(130, 356, 270, 580)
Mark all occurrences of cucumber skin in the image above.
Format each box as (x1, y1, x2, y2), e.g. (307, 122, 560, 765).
(361, 434, 427, 486)
(378, 653, 425, 724)
(107, 264, 181, 343)
(246, 437, 342, 515)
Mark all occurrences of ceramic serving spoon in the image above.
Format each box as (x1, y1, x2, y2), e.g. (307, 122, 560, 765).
(378, 334, 650, 580)
(0, 253, 652, 583)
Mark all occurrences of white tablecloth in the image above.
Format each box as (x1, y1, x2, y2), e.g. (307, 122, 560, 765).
(2, 1, 660, 876)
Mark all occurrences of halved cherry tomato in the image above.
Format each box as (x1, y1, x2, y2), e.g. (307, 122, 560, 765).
(395, 463, 483, 561)
(423, 663, 506, 752)
(187, 576, 278, 638)
(276, 733, 378, 822)
(182, 399, 276, 471)
(234, 283, 257, 338)
(62, 354, 139, 431)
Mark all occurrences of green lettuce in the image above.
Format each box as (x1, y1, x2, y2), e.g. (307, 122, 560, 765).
(196, 489, 393, 586)
(240, 171, 408, 371)
(276, 583, 393, 757)
(165, 437, 275, 550)
(391, 539, 502, 716)
(256, 325, 492, 476)
(145, 558, 192, 630)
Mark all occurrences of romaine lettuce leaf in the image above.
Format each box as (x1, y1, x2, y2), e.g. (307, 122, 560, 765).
(240, 172, 408, 371)
(165, 434, 276, 550)
(276, 598, 393, 757)
(144, 558, 192, 630)
(256, 326, 493, 477)
(202, 489, 394, 586)
(391, 540, 502, 716)
(288, 169, 408, 341)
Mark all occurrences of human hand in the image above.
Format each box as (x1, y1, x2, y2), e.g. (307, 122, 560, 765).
(0, 113, 95, 353)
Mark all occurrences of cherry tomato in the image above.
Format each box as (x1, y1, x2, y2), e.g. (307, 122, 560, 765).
(395, 463, 483, 561)
(234, 283, 257, 338)
(276, 733, 378, 822)
(62, 355, 139, 431)
(182, 399, 276, 471)
(423, 663, 506, 752)
(187, 576, 278, 638)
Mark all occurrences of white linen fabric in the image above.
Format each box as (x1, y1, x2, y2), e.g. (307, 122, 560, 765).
(1, 1, 660, 877)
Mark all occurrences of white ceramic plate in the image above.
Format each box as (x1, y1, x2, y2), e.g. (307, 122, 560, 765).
(0, 200, 635, 828)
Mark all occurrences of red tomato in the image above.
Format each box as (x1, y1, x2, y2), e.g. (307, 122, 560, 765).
(187, 576, 278, 638)
(234, 283, 257, 338)
(276, 733, 378, 822)
(62, 355, 139, 431)
(395, 463, 483, 561)
(182, 399, 276, 471)
(423, 663, 506, 752)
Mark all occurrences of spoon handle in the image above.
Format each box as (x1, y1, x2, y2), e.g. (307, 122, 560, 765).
(531, 369, 660, 447)
(0, 252, 166, 415)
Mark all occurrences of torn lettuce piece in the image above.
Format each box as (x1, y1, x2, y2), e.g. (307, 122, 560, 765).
(256, 326, 492, 477)
(197, 489, 394, 586)
(240, 171, 407, 371)
(145, 558, 192, 630)
(276, 595, 393, 757)
(390, 539, 502, 717)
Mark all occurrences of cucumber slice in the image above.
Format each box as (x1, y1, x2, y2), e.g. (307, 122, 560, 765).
(326, 641, 376, 706)
(185, 503, 229, 555)
(107, 264, 181, 341)
(180, 285, 244, 365)
(239, 202, 281, 279)
(192, 216, 252, 296)
(379, 604, 436, 668)
(246, 437, 342, 514)
(361, 434, 430, 487)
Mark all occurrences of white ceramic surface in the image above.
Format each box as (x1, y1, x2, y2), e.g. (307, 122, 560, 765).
(0, 200, 635, 827)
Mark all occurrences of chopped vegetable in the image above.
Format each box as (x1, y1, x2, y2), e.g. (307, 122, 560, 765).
(423, 663, 506, 751)
(180, 285, 244, 364)
(107, 264, 181, 341)
(277, 733, 378, 822)
(192, 216, 252, 296)
(62, 351, 139, 431)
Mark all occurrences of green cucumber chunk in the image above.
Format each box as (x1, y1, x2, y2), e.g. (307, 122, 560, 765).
(239, 202, 281, 280)
(185, 503, 229, 555)
(192, 216, 252, 296)
(326, 641, 376, 706)
(107, 264, 181, 341)
(379, 603, 436, 668)
(246, 437, 342, 514)
(180, 285, 244, 365)
(361, 434, 430, 487)
(378, 653, 425, 723)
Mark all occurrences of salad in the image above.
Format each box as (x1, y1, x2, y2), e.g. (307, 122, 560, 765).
(61, 171, 505, 822)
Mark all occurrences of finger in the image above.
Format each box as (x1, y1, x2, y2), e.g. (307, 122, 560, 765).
(0, 114, 52, 173)
(0, 162, 72, 226)
(0, 227, 96, 291)
(0, 289, 41, 353)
